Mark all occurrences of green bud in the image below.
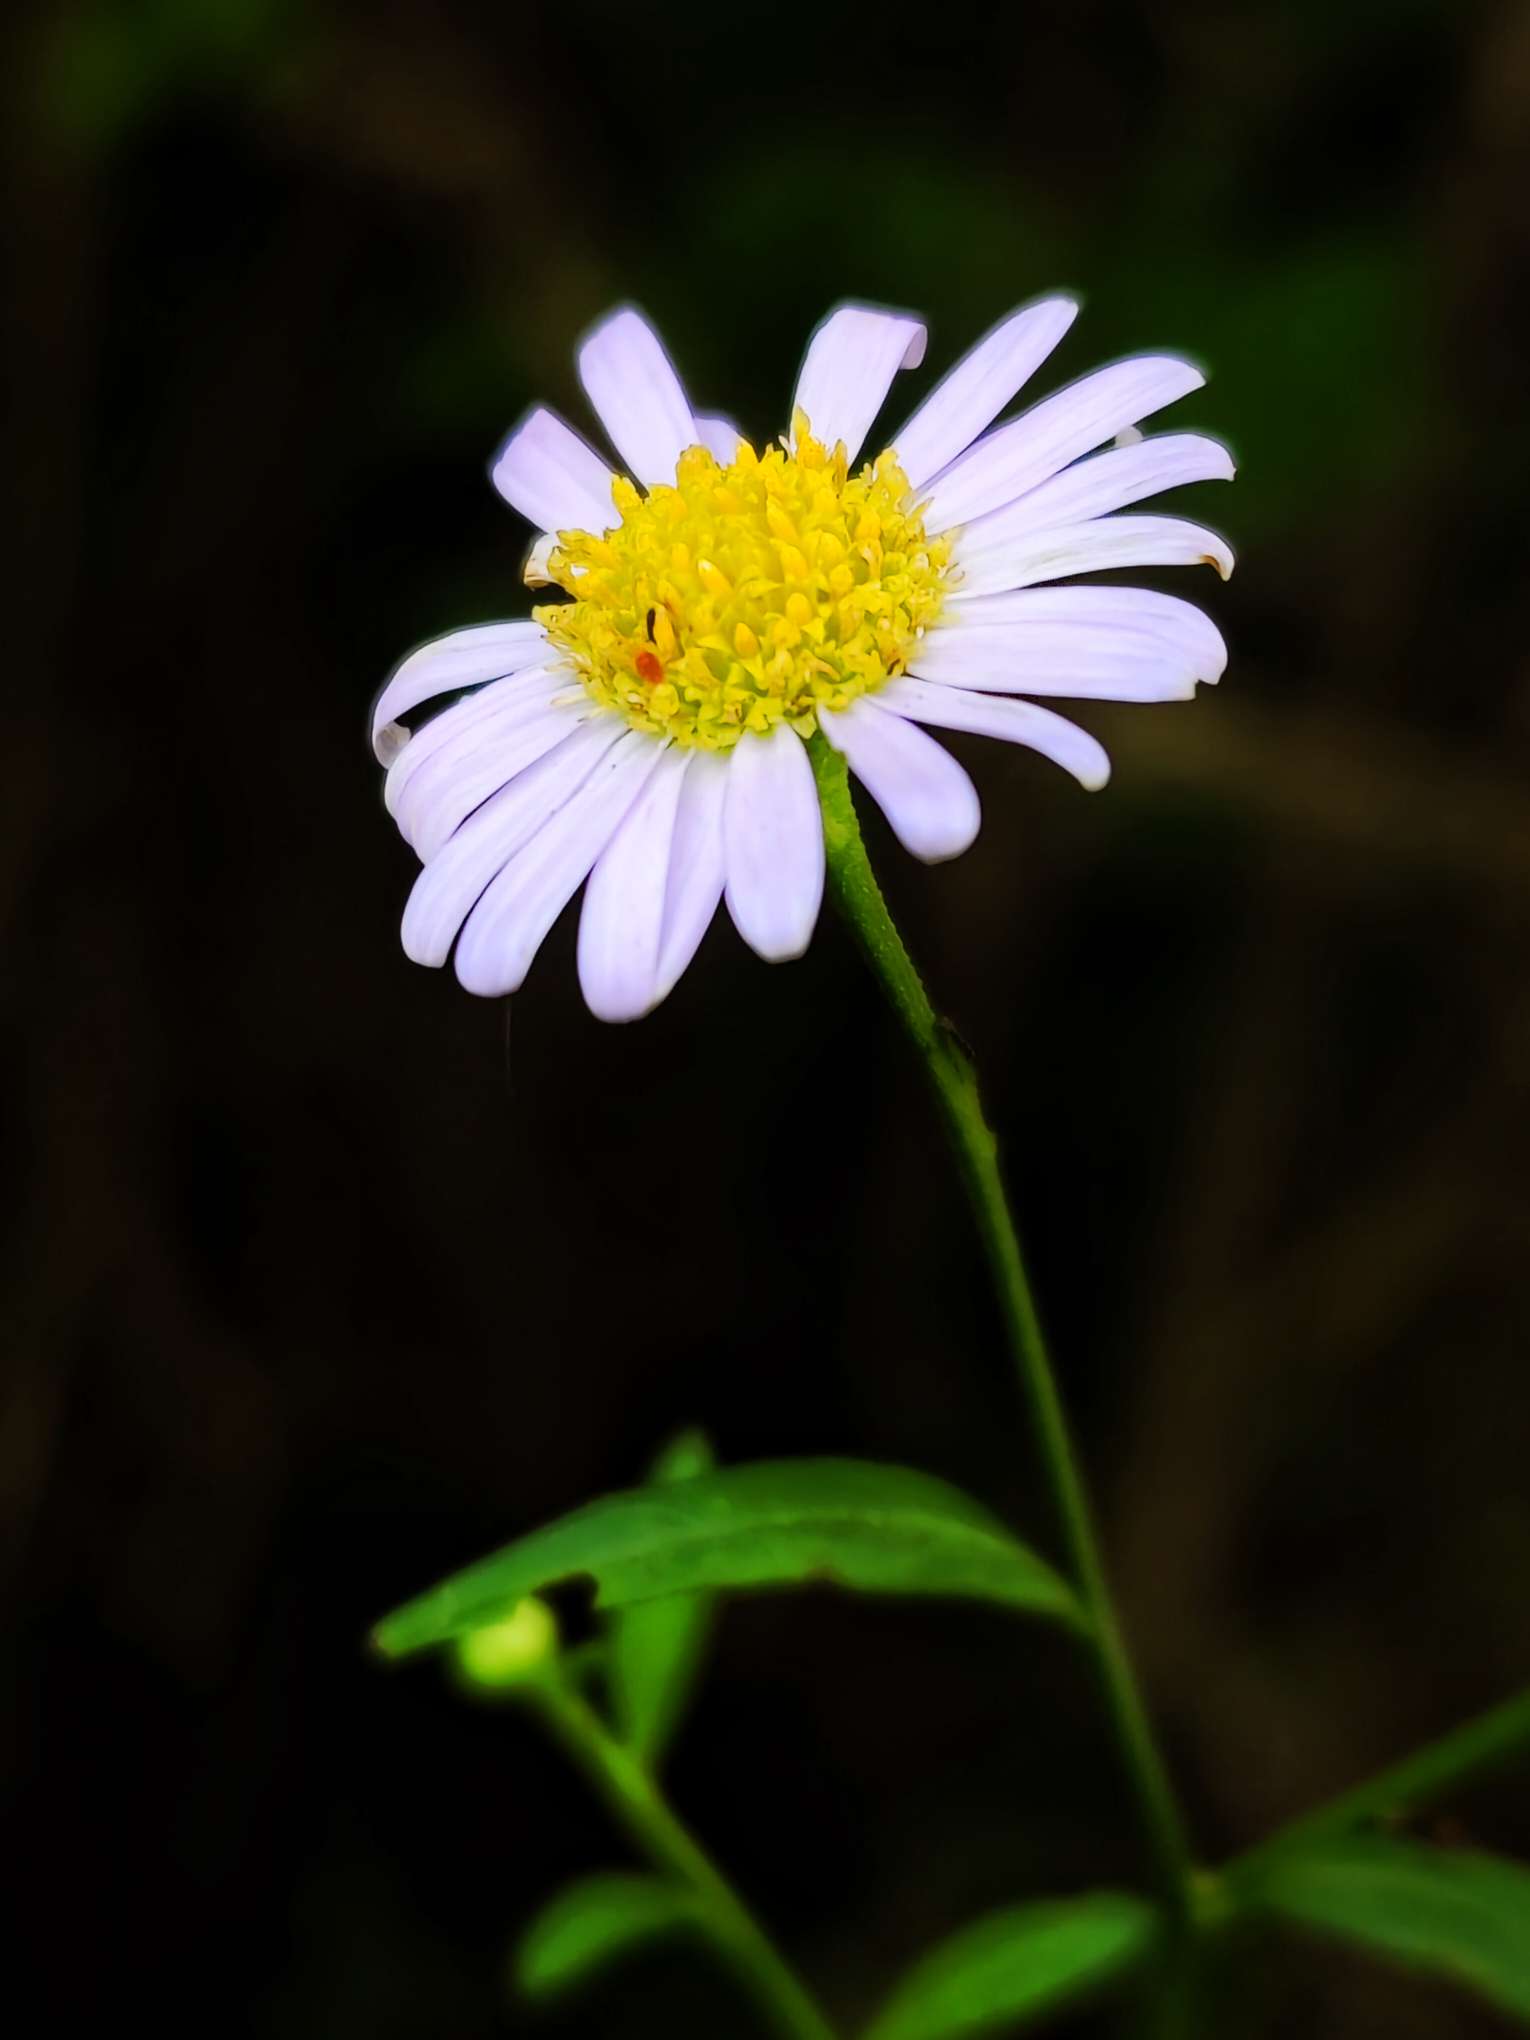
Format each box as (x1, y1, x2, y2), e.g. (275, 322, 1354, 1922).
(453, 1598, 559, 1692)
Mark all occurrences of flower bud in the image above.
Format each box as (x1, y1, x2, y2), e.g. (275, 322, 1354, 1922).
(452, 1598, 558, 1692)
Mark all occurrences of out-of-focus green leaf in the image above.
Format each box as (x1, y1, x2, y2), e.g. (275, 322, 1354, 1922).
(514, 1873, 699, 1999)
(864, 1892, 1160, 2040)
(372, 1459, 1079, 1658)
(609, 1429, 716, 1768)
(1253, 1837, 1530, 2022)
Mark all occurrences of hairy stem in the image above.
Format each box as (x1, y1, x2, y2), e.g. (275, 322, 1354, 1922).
(810, 737, 1197, 1920)
(532, 1674, 837, 2040)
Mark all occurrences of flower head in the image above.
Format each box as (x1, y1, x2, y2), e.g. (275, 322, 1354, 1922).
(373, 298, 1233, 1020)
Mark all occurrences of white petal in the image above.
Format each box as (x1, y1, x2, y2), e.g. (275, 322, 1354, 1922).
(960, 433, 1235, 550)
(383, 666, 576, 819)
(523, 533, 557, 587)
(576, 746, 692, 1021)
(821, 700, 980, 863)
(371, 621, 550, 759)
(696, 413, 744, 463)
(656, 748, 728, 1001)
(911, 625, 1194, 701)
(401, 718, 624, 967)
(578, 307, 698, 488)
(944, 585, 1227, 682)
(923, 356, 1205, 531)
(722, 725, 824, 961)
(402, 701, 591, 863)
(790, 305, 928, 463)
(876, 677, 1110, 791)
(490, 408, 618, 536)
(891, 296, 1079, 490)
(954, 515, 1235, 596)
(454, 732, 665, 997)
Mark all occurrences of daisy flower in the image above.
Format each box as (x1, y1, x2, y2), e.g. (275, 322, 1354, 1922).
(372, 298, 1233, 1021)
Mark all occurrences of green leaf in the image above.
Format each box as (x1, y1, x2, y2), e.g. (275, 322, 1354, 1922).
(373, 1459, 1079, 1658)
(864, 1892, 1160, 2040)
(514, 1873, 699, 1998)
(609, 1429, 716, 1767)
(1253, 1837, 1530, 2023)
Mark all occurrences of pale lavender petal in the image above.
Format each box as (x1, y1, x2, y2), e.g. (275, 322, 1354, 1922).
(490, 408, 618, 536)
(821, 700, 980, 863)
(402, 701, 592, 863)
(910, 624, 1195, 701)
(371, 621, 550, 759)
(576, 745, 692, 1022)
(655, 748, 728, 1001)
(891, 296, 1079, 490)
(959, 433, 1235, 550)
(944, 585, 1227, 681)
(723, 725, 824, 961)
(578, 307, 698, 488)
(696, 413, 744, 463)
(954, 515, 1235, 596)
(401, 718, 624, 967)
(454, 732, 665, 997)
(790, 305, 928, 464)
(923, 356, 1205, 531)
(876, 677, 1110, 790)
(384, 667, 576, 818)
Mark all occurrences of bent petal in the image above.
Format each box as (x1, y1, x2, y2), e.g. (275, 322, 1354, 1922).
(723, 725, 824, 961)
(892, 296, 1079, 490)
(955, 514, 1235, 596)
(577, 745, 692, 1022)
(791, 304, 927, 464)
(877, 676, 1111, 790)
(490, 408, 618, 537)
(923, 356, 1205, 531)
(960, 432, 1235, 549)
(822, 699, 980, 862)
(578, 307, 699, 488)
(454, 732, 664, 997)
(401, 718, 624, 967)
(371, 621, 551, 759)
(522, 533, 558, 587)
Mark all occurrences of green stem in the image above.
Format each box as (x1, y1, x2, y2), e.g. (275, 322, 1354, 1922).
(531, 1673, 836, 2040)
(810, 737, 1197, 1921)
(1227, 1682, 1530, 1890)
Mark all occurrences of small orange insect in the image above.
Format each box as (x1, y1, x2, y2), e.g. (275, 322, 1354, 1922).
(633, 608, 665, 685)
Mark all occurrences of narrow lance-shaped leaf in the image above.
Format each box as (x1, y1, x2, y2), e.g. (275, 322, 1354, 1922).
(609, 1428, 716, 1767)
(865, 1892, 1160, 2040)
(515, 1873, 701, 1999)
(373, 1458, 1080, 1658)
(1252, 1837, 1530, 2024)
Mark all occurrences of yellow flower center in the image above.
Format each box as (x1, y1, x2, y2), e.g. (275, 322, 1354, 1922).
(531, 416, 953, 752)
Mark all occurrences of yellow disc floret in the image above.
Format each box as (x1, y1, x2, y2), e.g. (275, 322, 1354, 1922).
(532, 415, 953, 752)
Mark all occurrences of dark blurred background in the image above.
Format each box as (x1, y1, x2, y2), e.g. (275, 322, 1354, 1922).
(5, 0, 1530, 2032)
